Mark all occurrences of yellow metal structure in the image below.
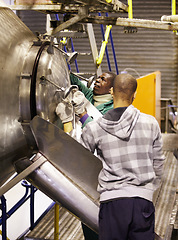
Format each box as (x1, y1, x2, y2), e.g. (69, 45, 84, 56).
(133, 71, 161, 126)
(128, 0, 133, 19)
(54, 203, 60, 240)
(172, 0, 176, 15)
(96, 25, 112, 66)
(172, 0, 177, 33)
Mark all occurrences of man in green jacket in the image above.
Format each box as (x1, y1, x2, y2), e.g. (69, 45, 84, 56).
(70, 71, 116, 128)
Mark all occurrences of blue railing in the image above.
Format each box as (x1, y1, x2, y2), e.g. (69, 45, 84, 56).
(0, 180, 55, 240)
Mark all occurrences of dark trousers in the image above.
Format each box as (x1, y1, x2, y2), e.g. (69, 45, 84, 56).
(99, 197, 155, 240)
(82, 223, 99, 240)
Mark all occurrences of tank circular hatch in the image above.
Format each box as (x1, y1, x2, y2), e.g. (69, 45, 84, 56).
(19, 40, 70, 148)
(20, 40, 70, 123)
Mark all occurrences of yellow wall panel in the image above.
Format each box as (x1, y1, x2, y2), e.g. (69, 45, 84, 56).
(133, 71, 161, 125)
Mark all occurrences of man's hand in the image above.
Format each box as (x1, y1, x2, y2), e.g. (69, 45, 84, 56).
(72, 90, 86, 116)
(56, 98, 73, 123)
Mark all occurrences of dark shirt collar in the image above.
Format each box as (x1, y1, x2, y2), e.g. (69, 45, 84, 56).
(103, 107, 127, 121)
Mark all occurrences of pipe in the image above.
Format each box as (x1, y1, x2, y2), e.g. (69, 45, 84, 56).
(161, 1, 177, 34)
(15, 155, 99, 233)
(161, 15, 178, 22)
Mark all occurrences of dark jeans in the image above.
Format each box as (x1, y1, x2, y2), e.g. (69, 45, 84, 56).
(99, 197, 155, 240)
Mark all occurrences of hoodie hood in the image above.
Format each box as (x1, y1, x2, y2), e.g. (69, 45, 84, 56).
(98, 105, 140, 140)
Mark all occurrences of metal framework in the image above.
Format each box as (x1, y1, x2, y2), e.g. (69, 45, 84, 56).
(10, 0, 178, 34)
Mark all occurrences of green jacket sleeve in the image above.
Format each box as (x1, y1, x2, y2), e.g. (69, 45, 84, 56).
(70, 73, 94, 103)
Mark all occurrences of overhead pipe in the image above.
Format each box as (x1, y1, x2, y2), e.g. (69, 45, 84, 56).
(161, 15, 178, 22)
(161, 0, 177, 33)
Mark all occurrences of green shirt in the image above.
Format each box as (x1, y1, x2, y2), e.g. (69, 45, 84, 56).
(70, 73, 113, 127)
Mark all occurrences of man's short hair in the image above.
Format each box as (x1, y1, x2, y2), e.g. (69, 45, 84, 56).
(113, 73, 137, 101)
(105, 72, 117, 86)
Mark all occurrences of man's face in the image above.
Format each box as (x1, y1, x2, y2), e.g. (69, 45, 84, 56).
(93, 72, 113, 95)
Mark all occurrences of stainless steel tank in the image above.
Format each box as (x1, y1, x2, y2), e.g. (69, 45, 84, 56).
(0, 1, 100, 233)
(0, 1, 70, 186)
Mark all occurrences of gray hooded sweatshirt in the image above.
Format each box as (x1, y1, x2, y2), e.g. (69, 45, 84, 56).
(81, 105, 165, 202)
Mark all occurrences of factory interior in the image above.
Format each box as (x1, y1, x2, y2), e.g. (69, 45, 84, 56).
(0, 0, 178, 239)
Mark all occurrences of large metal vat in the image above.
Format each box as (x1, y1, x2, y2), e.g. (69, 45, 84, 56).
(0, 1, 70, 186)
(0, 1, 100, 233)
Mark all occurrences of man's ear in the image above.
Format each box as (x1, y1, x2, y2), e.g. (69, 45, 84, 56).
(133, 91, 137, 99)
(109, 87, 113, 96)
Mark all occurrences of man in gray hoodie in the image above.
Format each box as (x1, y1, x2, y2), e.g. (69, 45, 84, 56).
(80, 73, 165, 240)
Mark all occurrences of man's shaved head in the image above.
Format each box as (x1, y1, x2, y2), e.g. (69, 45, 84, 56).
(113, 73, 137, 102)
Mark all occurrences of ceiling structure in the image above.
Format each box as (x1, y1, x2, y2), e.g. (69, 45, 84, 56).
(11, 0, 178, 35)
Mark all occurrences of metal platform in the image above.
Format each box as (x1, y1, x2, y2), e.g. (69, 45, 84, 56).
(24, 204, 84, 240)
(153, 150, 178, 240)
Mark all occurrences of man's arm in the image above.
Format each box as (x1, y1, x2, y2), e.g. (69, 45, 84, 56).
(80, 122, 96, 153)
(72, 90, 94, 128)
(70, 73, 93, 102)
